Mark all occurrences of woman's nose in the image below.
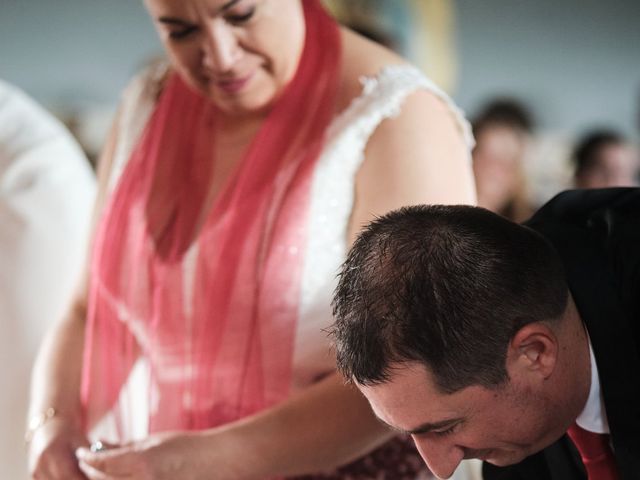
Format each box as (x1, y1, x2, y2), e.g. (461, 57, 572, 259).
(413, 436, 465, 479)
(202, 22, 240, 73)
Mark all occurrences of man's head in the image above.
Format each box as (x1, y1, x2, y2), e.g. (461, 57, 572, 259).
(332, 205, 591, 478)
(573, 130, 639, 189)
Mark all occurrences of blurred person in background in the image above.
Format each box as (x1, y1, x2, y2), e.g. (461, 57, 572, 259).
(0, 80, 95, 480)
(573, 130, 639, 189)
(27, 1, 477, 479)
(471, 98, 535, 222)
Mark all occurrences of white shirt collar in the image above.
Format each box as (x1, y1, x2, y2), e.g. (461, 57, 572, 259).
(575, 334, 609, 434)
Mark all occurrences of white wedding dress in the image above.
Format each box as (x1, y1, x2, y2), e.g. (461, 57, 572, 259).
(108, 64, 480, 479)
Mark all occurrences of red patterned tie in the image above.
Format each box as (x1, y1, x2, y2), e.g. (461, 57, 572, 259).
(567, 423, 619, 479)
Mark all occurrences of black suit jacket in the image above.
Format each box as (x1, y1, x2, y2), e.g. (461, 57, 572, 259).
(483, 188, 640, 480)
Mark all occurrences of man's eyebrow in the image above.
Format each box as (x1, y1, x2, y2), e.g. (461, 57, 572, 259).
(376, 416, 462, 435)
(158, 0, 242, 24)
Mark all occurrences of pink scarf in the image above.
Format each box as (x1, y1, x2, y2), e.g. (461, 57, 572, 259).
(81, 0, 341, 438)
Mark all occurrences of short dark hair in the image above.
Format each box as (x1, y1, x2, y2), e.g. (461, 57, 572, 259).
(332, 205, 568, 394)
(472, 98, 534, 137)
(573, 130, 625, 177)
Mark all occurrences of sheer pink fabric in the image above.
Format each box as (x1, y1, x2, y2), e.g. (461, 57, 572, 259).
(81, 0, 341, 438)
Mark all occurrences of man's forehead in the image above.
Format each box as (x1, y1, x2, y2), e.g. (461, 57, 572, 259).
(357, 362, 496, 433)
(356, 363, 455, 431)
(356, 362, 438, 397)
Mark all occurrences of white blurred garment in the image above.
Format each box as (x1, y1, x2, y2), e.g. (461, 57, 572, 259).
(0, 80, 96, 480)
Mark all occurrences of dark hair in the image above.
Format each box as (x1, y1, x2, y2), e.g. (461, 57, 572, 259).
(472, 98, 534, 137)
(573, 130, 625, 177)
(332, 205, 568, 394)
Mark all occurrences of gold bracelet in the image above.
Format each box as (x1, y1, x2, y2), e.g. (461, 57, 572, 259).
(24, 407, 57, 445)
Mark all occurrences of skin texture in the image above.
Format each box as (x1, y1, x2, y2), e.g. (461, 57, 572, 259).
(359, 296, 592, 480)
(144, 0, 305, 116)
(27, 1, 476, 479)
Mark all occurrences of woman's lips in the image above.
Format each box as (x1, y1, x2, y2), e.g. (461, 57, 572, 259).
(215, 72, 253, 94)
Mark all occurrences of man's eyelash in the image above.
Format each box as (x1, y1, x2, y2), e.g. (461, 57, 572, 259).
(433, 425, 457, 437)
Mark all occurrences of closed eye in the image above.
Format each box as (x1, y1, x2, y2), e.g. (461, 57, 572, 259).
(169, 26, 199, 40)
(432, 423, 459, 437)
(225, 6, 256, 25)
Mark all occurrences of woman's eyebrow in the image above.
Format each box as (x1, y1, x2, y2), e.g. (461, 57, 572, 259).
(158, 17, 192, 26)
(158, 0, 243, 25)
(216, 0, 242, 14)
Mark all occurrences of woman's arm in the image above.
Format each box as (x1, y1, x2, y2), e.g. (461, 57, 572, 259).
(79, 373, 392, 480)
(350, 87, 476, 243)
(27, 296, 90, 479)
(27, 112, 121, 480)
(216, 373, 394, 477)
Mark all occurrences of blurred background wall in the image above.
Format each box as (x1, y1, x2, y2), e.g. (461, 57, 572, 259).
(1, 1, 156, 108)
(455, 0, 639, 138)
(0, 0, 159, 160)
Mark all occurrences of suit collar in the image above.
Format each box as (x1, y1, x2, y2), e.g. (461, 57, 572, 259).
(575, 334, 609, 433)
(556, 224, 640, 479)
(526, 189, 640, 479)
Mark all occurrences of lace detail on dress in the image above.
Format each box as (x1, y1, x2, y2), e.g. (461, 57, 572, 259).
(326, 64, 474, 153)
(293, 65, 474, 388)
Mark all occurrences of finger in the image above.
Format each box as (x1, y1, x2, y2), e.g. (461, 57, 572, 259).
(76, 447, 138, 476)
(79, 460, 137, 480)
(40, 452, 87, 480)
(78, 460, 114, 480)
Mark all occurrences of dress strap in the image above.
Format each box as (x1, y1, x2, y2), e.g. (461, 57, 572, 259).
(326, 64, 474, 156)
(108, 61, 168, 193)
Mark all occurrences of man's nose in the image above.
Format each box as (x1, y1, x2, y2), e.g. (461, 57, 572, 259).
(413, 436, 465, 479)
(202, 21, 239, 73)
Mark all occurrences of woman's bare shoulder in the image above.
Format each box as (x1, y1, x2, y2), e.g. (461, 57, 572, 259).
(128, 58, 171, 104)
(337, 27, 410, 106)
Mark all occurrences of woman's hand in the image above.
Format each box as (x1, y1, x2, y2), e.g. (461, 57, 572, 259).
(28, 417, 89, 480)
(75, 431, 238, 480)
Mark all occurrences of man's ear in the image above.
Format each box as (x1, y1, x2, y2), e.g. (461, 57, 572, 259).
(506, 323, 559, 381)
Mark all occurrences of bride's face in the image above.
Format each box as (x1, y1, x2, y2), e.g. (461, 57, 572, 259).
(144, 0, 306, 115)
